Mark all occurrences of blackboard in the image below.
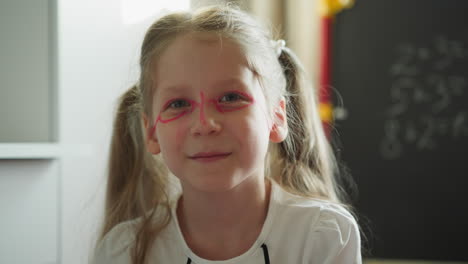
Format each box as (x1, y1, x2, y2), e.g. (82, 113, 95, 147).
(332, 0, 468, 261)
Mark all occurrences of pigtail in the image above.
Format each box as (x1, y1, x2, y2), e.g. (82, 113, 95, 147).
(271, 47, 370, 256)
(100, 85, 146, 237)
(270, 47, 350, 204)
(98, 85, 172, 264)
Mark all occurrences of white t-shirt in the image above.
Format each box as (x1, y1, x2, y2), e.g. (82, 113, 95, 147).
(92, 181, 362, 264)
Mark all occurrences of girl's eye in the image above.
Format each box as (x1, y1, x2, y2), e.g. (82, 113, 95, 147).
(220, 93, 243, 103)
(167, 99, 190, 109)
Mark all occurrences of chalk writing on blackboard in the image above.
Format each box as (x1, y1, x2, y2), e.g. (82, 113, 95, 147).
(380, 36, 468, 160)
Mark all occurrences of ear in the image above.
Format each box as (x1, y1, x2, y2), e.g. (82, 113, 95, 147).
(142, 113, 161, 155)
(269, 97, 288, 143)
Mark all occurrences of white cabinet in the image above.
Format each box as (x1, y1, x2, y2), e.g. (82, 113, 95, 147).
(0, 1, 59, 264)
(0, 0, 57, 159)
(0, 0, 56, 143)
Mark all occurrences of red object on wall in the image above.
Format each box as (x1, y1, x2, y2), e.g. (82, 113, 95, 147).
(319, 16, 333, 139)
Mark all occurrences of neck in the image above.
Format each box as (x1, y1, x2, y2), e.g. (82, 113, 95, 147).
(176, 176, 272, 260)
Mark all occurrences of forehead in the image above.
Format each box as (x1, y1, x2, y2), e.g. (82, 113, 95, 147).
(153, 32, 255, 95)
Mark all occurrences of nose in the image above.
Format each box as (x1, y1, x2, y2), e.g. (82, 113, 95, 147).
(190, 95, 221, 136)
(190, 117, 221, 136)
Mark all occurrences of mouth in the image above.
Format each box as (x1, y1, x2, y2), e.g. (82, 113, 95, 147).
(189, 152, 232, 162)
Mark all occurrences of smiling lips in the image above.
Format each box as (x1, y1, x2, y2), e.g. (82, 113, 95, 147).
(189, 152, 232, 162)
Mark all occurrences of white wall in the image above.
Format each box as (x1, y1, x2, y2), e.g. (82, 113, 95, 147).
(57, 1, 164, 263)
(0, 1, 58, 263)
(1, 0, 172, 263)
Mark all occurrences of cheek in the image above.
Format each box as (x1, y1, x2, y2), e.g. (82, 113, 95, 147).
(175, 125, 186, 143)
(234, 113, 270, 152)
(157, 120, 190, 153)
(237, 125, 269, 171)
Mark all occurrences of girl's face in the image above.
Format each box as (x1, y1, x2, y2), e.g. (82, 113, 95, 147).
(145, 32, 286, 193)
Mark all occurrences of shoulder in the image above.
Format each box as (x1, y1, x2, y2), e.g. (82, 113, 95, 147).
(90, 205, 175, 264)
(307, 202, 362, 263)
(273, 182, 355, 227)
(273, 182, 358, 232)
(90, 219, 140, 264)
(312, 201, 360, 246)
(275, 187, 359, 238)
(271, 184, 362, 263)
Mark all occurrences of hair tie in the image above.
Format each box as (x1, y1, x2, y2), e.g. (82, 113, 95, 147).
(270, 39, 286, 57)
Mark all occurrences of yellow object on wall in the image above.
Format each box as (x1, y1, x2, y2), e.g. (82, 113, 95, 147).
(319, 0, 355, 17)
(319, 102, 334, 123)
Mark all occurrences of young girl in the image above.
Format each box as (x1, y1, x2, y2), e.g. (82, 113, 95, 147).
(92, 5, 362, 264)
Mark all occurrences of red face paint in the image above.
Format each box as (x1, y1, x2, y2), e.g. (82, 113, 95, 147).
(199, 91, 207, 125)
(148, 89, 255, 139)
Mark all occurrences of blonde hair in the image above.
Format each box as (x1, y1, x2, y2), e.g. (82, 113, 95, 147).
(97, 4, 360, 264)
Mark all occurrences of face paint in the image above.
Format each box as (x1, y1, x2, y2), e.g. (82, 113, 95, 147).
(199, 91, 207, 125)
(148, 89, 255, 139)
